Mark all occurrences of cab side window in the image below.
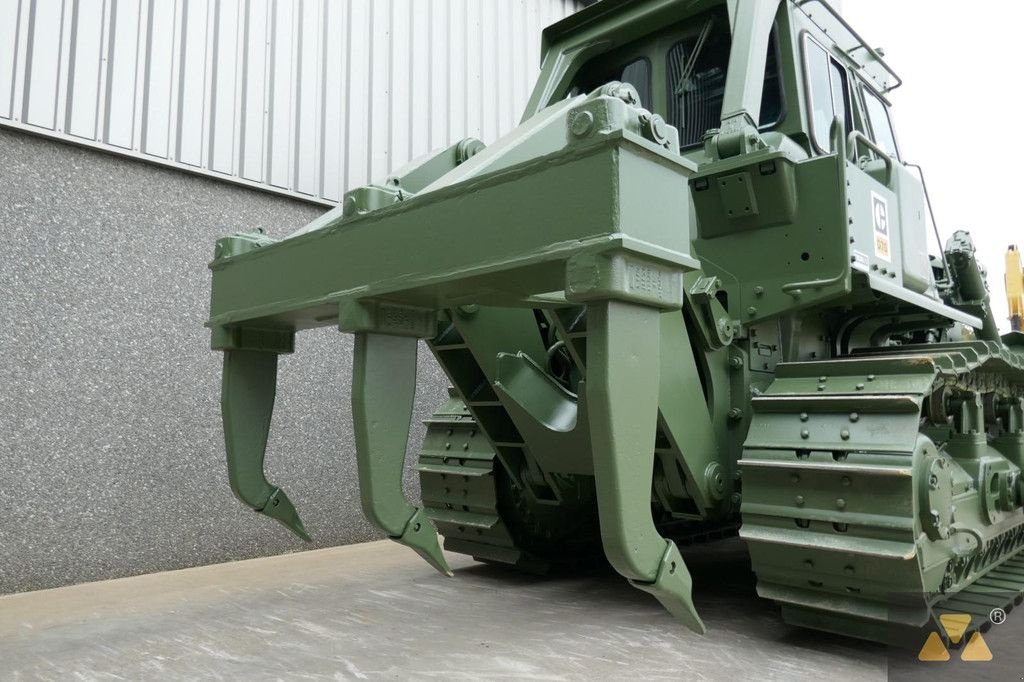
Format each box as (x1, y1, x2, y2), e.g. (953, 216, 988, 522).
(572, 57, 653, 111)
(666, 9, 784, 148)
(805, 37, 852, 153)
(861, 86, 900, 159)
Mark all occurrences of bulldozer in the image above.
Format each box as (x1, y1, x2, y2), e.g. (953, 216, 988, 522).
(207, 0, 1024, 642)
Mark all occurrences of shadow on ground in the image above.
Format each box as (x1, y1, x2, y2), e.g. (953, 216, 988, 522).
(456, 536, 884, 667)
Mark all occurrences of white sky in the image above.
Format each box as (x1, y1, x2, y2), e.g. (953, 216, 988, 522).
(840, 1, 1024, 331)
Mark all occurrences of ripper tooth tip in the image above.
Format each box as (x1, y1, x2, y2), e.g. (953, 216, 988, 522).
(260, 487, 312, 542)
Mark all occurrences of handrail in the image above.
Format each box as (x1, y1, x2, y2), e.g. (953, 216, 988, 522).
(905, 162, 952, 284)
(846, 130, 893, 185)
(795, 0, 903, 92)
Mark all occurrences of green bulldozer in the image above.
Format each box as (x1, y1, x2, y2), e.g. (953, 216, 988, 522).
(207, 0, 1024, 641)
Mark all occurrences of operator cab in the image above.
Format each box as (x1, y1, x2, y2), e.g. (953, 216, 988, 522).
(529, 0, 976, 339)
(566, 5, 784, 157)
(557, 2, 900, 171)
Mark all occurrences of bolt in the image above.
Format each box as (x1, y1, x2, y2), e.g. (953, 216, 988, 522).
(841, 476, 851, 487)
(804, 559, 814, 568)
(840, 428, 851, 440)
(731, 492, 742, 505)
(800, 412, 809, 422)
(729, 356, 743, 369)
(728, 407, 744, 420)
(867, 374, 876, 381)
(801, 429, 810, 439)
(844, 565, 855, 576)
(849, 412, 860, 422)
(747, 306, 758, 317)
(836, 498, 846, 509)
(795, 495, 805, 506)
(819, 376, 828, 382)
(855, 383, 865, 390)
(817, 384, 826, 391)
(570, 110, 595, 137)
(754, 285, 765, 297)
(644, 114, 671, 147)
(791, 473, 801, 483)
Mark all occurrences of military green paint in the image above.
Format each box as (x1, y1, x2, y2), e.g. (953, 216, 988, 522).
(352, 332, 452, 576)
(207, 0, 1024, 640)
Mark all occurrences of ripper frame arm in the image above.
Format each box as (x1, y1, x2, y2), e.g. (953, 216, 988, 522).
(210, 91, 707, 631)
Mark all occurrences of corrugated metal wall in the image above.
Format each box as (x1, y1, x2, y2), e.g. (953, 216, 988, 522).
(0, 0, 580, 205)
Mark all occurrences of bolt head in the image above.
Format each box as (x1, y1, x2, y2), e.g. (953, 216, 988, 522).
(570, 110, 595, 137)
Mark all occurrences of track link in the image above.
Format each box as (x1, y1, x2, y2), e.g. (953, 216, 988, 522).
(741, 342, 1024, 641)
(416, 397, 555, 572)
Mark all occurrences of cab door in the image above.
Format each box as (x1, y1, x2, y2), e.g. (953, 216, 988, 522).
(802, 36, 932, 295)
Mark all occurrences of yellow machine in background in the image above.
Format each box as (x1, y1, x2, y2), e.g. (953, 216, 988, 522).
(1008, 246, 1024, 331)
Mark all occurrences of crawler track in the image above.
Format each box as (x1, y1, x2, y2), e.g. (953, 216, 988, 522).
(741, 342, 1024, 641)
(416, 395, 601, 572)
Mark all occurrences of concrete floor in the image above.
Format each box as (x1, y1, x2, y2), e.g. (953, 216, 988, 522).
(0, 538, 886, 681)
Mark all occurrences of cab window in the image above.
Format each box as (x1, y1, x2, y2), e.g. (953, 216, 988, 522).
(805, 37, 853, 153)
(861, 86, 899, 159)
(571, 56, 653, 112)
(566, 6, 784, 151)
(666, 9, 783, 148)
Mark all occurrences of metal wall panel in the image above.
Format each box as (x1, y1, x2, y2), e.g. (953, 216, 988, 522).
(1, 0, 582, 205)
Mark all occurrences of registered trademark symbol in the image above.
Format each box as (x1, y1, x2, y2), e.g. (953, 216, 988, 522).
(990, 607, 1007, 625)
